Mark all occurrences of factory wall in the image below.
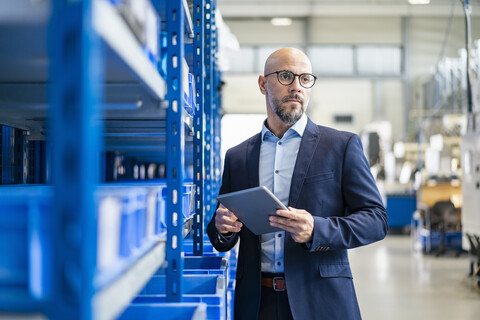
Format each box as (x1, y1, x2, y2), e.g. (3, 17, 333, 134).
(221, 15, 480, 141)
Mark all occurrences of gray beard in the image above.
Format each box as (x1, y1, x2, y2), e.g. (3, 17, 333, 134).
(270, 94, 305, 125)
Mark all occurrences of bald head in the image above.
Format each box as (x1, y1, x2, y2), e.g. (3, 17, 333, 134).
(264, 48, 312, 75)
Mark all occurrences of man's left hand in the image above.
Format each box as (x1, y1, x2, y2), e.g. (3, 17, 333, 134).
(269, 207, 314, 243)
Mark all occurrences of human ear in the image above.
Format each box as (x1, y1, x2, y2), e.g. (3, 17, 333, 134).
(258, 75, 267, 95)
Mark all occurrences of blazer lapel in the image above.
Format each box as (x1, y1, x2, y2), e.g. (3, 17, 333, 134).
(246, 133, 262, 188)
(288, 119, 321, 208)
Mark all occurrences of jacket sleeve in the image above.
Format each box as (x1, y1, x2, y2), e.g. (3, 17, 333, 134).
(308, 134, 388, 252)
(207, 150, 240, 252)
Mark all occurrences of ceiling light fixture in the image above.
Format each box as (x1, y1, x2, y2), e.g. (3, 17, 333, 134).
(270, 18, 292, 26)
(408, 0, 430, 4)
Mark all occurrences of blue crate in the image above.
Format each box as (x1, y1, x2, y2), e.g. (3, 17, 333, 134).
(151, 257, 229, 319)
(422, 230, 463, 252)
(134, 192, 147, 248)
(386, 192, 416, 229)
(161, 183, 195, 221)
(0, 186, 53, 309)
(119, 180, 195, 222)
(119, 302, 207, 320)
(98, 184, 168, 259)
(101, 182, 168, 238)
(183, 73, 196, 117)
(182, 256, 229, 288)
(141, 274, 223, 295)
(136, 274, 225, 320)
(183, 256, 227, 270)
(116, 189, 147, 257)
(155, 188, 167, 235)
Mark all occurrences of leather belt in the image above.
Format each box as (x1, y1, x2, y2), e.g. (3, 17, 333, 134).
(261, 276, 286, 291)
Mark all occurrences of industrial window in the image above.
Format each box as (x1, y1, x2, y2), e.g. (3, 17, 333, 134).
(356, 46, 402, 75)
(308, 46, 354, 75)
(226, 46, 256, 73)
(225, 45, 403, 77)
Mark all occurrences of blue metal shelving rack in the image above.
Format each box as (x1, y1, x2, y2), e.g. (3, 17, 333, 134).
(193, 0, 206, 257)
(0, 0, 223, 319)
(49, 2, 102, 318)
(165, 0, 186, 302)
(204, 0, 214, 222)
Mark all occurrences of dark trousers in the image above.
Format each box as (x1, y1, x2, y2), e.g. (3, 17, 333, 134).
(257, 286, 294, 320)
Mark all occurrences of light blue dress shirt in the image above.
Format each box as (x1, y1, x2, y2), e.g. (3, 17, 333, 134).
(259, 114, 307, 273)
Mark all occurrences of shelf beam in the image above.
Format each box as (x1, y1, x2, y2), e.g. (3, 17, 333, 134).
(92, 241, 166, 320)
(92, 0, 166, 101)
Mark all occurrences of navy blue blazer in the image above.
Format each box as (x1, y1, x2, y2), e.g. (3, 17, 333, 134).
(207, 118, 388, 320)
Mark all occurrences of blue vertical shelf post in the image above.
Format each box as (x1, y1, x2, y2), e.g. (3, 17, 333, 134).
(49, 0, 102, 318)
(211, 0, 221, 201)
(14, 129, 26, 184)
(204, 0, 214, 222)
(193, 0, 205, 256)
(166, 0, 186, 302)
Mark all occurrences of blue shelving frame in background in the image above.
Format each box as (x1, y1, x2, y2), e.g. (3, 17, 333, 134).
(49, 1, 102, 318)
(165, 0, 186, 302)
(193, 0, 206, 257)
(204, 0, 214, 222)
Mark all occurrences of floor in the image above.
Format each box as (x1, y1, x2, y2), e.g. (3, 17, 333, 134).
(350, 235, 480, 320)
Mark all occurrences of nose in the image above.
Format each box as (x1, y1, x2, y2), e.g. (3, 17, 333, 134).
(289, 76, 303, 93)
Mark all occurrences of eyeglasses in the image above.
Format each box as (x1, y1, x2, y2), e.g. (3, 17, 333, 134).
(264, 70, 317, 89)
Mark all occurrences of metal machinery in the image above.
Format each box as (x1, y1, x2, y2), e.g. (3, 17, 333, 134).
(460, 1, 480, 285)
(410, 1, 480, 258)
(0, 0, 228, 319)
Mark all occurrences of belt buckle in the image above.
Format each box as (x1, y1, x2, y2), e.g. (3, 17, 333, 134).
(272, 277, 285, 292)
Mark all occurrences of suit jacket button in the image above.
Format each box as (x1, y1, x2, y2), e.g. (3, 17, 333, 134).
(315, 246, 321, 251)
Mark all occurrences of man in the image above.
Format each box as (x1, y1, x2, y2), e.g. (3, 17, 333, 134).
(207, 48, 388, 320)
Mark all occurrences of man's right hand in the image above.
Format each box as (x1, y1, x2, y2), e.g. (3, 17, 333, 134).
(215, 204, 243, 234)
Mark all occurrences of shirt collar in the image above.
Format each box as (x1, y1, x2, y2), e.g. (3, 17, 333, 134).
(261, 113, 308, 141)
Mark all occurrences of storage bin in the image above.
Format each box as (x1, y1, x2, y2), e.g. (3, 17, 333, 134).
(183, 184, 196, 220)
(119, 302, 207, 320)
(422, 230, 463, 252)
(0, 186, 53, 305)
(136, 274, 225, 320)
(161, 183, 196, 222)
(96, 196, 122, 270)
(386, 192, 417, 229)
(184, 73, 196, 117)
(155, 186, 167, 235)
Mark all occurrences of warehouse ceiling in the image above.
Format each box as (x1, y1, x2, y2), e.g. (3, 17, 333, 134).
(218, 0, 480, 18)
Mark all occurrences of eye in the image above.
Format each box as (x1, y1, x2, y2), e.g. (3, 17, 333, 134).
(279, 71, 293, 80)
(300, 74, 312, 83)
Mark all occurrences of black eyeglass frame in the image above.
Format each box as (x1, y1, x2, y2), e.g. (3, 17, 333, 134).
(264, 70, 317, 89)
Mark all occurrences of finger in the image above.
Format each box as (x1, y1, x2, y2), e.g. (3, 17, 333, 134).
(218, 213, 241, 225)
(269, 220, 296, 233)
(218, 222, 242, 233)
(270, 216, 305, 232)
(217, 215, 243, 228)
(216, 207, 230, 216)
(217, 207, 235, 218)
(270, 216, 292, 229)
(218, 206, 239, 219)
(275, 209, 296, 220)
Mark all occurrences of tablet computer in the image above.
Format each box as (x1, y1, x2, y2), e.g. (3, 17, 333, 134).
(216, 186, 287, 235)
